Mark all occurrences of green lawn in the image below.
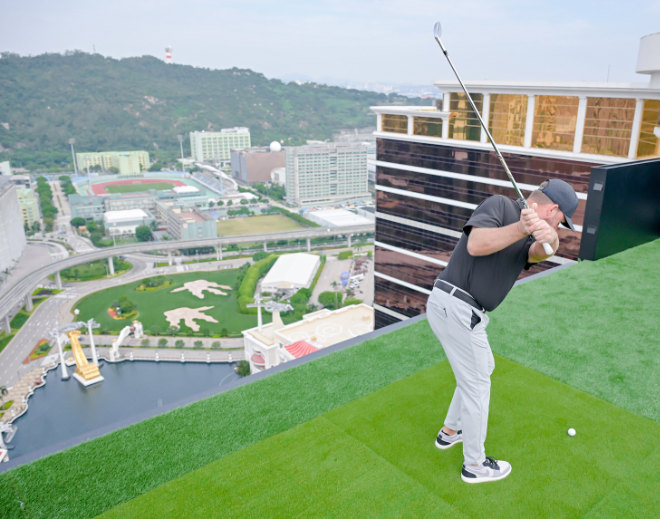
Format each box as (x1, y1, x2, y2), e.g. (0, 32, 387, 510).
(58, 259, 132, 282)
(104, 182, 174, 194)
(217, 214, 305, 236)
(74, 270, 269, 336)
(0, 240, 657, 518)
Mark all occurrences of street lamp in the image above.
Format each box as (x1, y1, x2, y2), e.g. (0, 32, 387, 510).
(177, 134, 185, 173)
(68, 138, 78, 176)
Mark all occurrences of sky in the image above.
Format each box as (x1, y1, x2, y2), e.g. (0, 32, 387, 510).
(1, 0, 658, 91)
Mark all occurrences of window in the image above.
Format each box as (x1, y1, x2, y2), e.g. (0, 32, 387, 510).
(581, 97, 635, 157)
(448, 93, 483, 141)
(488, 94, 527, 146)
(532, 95, 579, 151)
(636, 99, 660, 159)
(413, 117, 443, 137)
(382, 114, 408, 134)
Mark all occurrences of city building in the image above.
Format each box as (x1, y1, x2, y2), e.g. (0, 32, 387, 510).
(230, 142, 285, 185)
(260, 253, 321, 294)
(370, 32, 660, 328)
(190, 128, 251, 163)
(0, 161, 11, 176)
(285, 142, 371, 208)
(16, 188, 40, 228)
(76, 151, 150, 176)
(103, 209, 154, 236)
(243, 303, 374, 373)
(305, 208, 373, 228)
(157, 203, 218, 240)
(0, 177, 27, 272)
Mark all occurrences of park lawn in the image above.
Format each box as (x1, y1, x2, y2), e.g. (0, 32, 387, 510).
(98, 357, 660, 518)
(217, 214, 304, 236)
(104, 182, 174, 194)
(73, 269, 270, 336)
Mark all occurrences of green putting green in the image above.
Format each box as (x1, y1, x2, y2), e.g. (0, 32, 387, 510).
(98, 357, 660, 518)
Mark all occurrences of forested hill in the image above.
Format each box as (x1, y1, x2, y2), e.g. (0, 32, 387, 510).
(0, 51, 425, 171)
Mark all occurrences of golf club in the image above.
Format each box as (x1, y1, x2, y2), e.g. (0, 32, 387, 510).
(433, 22, 554, 256)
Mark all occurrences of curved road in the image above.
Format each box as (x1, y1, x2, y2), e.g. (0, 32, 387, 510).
(0, 224, 373, 324)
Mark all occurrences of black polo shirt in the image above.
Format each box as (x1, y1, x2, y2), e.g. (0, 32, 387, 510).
(438, 195, 533, 312)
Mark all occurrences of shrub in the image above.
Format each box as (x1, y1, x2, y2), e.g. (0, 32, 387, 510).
(193, 340, 203, 348)
(141, 338, 150, 347)
(211, 341, 221, 349)
(236, 360, 250, 377)
(157, 338, 168, 347)
(174, 340, 185, 348)
(319, 291, 343, 310)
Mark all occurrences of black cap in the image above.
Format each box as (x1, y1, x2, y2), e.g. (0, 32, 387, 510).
(539, 179, 578, 231)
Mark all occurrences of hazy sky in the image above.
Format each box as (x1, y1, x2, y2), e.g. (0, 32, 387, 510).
(1, 0, 658, 89)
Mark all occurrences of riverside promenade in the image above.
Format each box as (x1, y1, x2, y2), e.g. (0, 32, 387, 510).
(0, 343, 245, 427)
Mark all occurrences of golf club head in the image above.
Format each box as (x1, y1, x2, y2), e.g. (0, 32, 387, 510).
(433, 22, 447, 52)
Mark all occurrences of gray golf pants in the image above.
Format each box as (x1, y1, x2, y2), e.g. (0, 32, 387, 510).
(427, 286, 493, 466)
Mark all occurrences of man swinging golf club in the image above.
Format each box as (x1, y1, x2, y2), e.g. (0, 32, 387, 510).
(428, 22, 579, 483)
(427, 179, 578, 483)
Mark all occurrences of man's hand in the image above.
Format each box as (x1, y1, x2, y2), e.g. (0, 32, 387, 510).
(523, 203, 559, 261)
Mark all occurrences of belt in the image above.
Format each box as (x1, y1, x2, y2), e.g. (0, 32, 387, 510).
(434, 279, 484, 312)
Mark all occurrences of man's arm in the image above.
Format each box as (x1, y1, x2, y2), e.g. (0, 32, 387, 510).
(466, 223, 527, 256)
(467, 203, 558, 261)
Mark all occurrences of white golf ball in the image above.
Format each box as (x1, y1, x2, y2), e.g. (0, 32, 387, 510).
(568, 428, 576, 436)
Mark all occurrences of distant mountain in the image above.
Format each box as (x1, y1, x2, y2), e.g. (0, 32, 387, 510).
(0, 52, 425, 171)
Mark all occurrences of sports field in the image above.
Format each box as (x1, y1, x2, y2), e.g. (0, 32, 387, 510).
(73, 270, 268, 336)
(217, 214, 305, 236)
(104, 182, 175, 194)
(0, 240, 658, 518)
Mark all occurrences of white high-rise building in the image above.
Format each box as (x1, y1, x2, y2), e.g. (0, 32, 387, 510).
(0, 177, 27, 272)
(190, 128, 251, 163)
(285, 142, 370, 207)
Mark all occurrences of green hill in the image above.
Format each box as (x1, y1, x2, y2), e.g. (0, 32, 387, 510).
(0, 51, 423, 171)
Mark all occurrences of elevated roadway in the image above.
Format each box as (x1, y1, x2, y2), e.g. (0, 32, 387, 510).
(0, 225, 373, 330)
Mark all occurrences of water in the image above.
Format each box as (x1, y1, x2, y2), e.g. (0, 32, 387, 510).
(5, 360, 240, 462)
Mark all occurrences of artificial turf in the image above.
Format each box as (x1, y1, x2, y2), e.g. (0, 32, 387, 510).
(217, 214, 305, 236)
(0, 240, 657, 518)
(98, 357, 660, 518)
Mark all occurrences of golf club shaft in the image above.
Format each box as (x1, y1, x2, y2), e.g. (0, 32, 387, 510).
(433, 25, 554, 256)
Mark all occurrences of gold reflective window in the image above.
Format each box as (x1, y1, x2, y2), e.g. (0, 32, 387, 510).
(488, 94, 527, 146)
(381, 114, 408, 134)
(413, 116, 443, 137)
(448, 93, 483, 141)
(581, 97, 635, 157)
(532, 95, 579, 151)
(636, 99, 660, 159)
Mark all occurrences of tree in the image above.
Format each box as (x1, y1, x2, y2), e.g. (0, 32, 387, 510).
(135, 225, 153, 242)
(0, 385, 8, 403)
(70, 217, 86, 228)
(236, 360, 250, 377)
(193, 340, 203, 348)
(175, 339, 185, 348)
(157, 338, 168, 347)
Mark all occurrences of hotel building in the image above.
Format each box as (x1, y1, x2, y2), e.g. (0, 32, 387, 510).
(190, 128, 251, 163)
(371, 32, 660, 328)
(285, 142, 371, 208)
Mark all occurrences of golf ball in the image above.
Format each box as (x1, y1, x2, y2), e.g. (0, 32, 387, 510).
(568, 428, 576, 436)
